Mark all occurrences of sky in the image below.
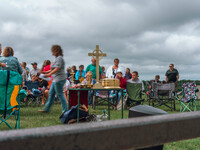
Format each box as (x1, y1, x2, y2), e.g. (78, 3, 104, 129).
(1, 0, 200, 80)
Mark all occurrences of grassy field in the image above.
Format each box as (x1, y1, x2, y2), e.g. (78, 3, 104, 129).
(0, 101, 200, 149)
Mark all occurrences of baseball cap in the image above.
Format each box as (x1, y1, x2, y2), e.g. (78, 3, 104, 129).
(31, 62, 37, 65)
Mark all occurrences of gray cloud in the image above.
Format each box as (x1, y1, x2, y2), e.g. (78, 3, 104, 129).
(1, 0, 200, 80)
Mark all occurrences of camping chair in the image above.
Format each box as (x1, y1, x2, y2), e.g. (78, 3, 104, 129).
(176, 82, 199, 112)
(196, 85, 200, 110)
(150, 83, 176, 111)
(125, 82, 145, 107)
(0, 70, 26, 129)
(93, 90, 126, 110)
(23, 81, 41, 106)
(93, 90, 115, 109)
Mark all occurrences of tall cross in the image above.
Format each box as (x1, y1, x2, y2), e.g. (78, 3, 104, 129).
(88, 45, 106, 89)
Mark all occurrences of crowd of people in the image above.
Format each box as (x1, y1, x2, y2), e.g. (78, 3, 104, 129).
(0, 44, 180, 112)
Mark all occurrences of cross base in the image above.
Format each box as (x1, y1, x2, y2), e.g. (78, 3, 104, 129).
(92, 82, 104, 89)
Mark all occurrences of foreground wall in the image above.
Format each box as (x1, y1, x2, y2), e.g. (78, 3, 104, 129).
(0, 111, 200, 150)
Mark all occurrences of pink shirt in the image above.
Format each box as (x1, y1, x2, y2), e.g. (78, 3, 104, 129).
(43, 65, 52, 79)
(43, 65, 51, 72)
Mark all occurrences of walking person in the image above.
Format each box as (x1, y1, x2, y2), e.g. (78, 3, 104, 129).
(39, 45, 68, 113)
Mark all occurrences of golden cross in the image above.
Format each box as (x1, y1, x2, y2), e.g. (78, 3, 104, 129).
(88, 45, 107, 89)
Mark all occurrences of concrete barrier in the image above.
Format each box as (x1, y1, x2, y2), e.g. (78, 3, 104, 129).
(0, 111, 200, 150)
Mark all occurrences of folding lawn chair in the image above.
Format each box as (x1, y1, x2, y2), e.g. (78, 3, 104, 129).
(150, 83, 176, 111)
(0, 70, 26, 129)
(93, 90, 115, 109)
(125, 82, 145, 107)
(93, 89, 126, 110)
(176, 82, 199, 112)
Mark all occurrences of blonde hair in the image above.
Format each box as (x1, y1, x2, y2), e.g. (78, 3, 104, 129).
(86, 71, 93, 77)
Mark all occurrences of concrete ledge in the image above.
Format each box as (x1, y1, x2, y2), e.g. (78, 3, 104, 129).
(1, 111, 200, 150)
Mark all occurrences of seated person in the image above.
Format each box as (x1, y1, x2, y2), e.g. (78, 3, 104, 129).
(127, 71, 144, 106)
(75, 65, 85, 82)
(22, 75, 40, 102)
(22, 75, 39, 91)
(111, 71, 127, 104)
(31, 74, 39, 82)
(127, 71, 144, 91)
(81, 71, 94, 85)
(21, 62, 28, 81)
(146, 75, 161, 97)
(38, 77, 49, 105)
(63, 79, 71, 105)
(71, 71, 93, 88)
(147, 75, 161, 90)
(125, 68, 132, 80)
(101, 66, 106, 79)
(0, 46, 22, 74)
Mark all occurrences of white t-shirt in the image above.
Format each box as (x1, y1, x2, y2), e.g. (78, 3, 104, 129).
(106, 65, 125, 78)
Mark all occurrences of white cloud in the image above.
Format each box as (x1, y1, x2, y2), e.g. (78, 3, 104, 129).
(1, 0, 200, 80)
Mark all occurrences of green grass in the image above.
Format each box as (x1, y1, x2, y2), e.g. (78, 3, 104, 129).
(0, 101, 200, 150)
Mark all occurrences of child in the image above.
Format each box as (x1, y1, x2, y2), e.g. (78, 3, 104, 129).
(38, 77, 49, 105)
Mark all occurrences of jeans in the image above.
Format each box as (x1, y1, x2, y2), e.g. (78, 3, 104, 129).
(111, 91, 122, 104)
(44, 79, 68, 112)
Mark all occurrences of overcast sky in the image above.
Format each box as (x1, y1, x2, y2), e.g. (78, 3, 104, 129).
(1, 0, 200, 80)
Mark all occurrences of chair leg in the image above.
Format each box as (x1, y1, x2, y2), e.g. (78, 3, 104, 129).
(15, 110, 20, 129)
(174, 99, 176, 111)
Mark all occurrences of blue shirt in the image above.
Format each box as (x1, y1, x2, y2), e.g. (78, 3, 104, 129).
(0, 56, 22, 74)
(75, 70, 86, 80)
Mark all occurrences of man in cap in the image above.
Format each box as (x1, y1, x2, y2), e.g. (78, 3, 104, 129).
(30, 62, 40, 78)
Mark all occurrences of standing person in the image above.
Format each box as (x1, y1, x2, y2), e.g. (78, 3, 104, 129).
(165, 64, 179, 91)
(125, 68, 132, 80)
(39, 45, 68, 113)
(86, 58, 103, 80)
(30, 62, 40, 78)
(0, 46, 22, 74)
(106, 58, 124, 78)
(165, 64, 179, 83)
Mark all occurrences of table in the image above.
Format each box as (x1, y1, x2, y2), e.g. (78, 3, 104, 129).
(68, 88, 124, 123)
